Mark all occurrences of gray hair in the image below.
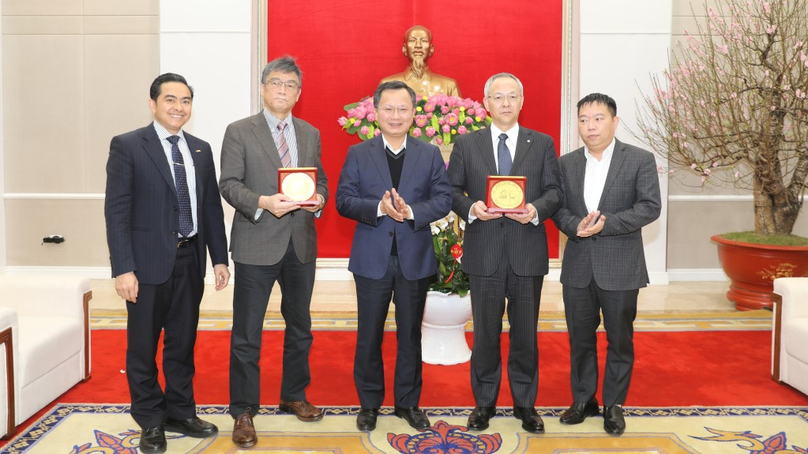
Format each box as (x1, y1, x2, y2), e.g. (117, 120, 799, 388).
(261, 56, 302, 86)
(483, 72, 524, 97)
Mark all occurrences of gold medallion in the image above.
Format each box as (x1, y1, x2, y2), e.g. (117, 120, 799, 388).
(490, 180, 523, 209)
(281, 172, 315, 202)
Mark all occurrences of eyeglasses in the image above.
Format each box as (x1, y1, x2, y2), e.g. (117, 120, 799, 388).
(378, 106, 413, 116)
(266, 78, 300, 91)
(487, 94, 521, 104)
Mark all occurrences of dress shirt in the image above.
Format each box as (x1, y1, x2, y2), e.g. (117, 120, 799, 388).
(583, 138, 616, 214)
(153, 121, 197, 237)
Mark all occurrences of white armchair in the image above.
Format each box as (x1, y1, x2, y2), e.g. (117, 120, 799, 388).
(772, 277, 808, 395)
(0, 275, 92, 439)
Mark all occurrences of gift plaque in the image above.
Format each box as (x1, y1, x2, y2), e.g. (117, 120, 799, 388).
(279, 167, 319, 205)
(486, 175, 527, 214)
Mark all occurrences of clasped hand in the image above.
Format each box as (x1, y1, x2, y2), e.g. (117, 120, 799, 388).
(381, 188, 410, 222)
(577, 210, 606, 237)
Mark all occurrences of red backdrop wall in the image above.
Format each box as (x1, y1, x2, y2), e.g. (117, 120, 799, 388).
(267, 0, 563, 258)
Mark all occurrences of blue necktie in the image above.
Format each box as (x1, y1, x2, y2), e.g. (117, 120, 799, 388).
(498, 133, 512, 175)
(167, 135, 193, 237)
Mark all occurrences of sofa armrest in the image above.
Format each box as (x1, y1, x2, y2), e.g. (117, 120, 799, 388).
(0, 275, 90, 320)
(774, 277, 808, 319)
(0, 307, 19, 440)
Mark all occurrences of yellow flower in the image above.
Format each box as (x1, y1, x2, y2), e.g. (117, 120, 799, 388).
(452, 129, 457, 134)
(416, 106, 422, 112)
(475, 116, 482, 122)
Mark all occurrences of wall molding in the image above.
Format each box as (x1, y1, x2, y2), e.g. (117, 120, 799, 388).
(668, 268, 728, 281)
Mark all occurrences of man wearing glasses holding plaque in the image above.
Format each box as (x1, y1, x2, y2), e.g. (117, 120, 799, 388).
(219, 56, 328, 448)
(447, 73, 562, 434)
(336, 81, 451, 433)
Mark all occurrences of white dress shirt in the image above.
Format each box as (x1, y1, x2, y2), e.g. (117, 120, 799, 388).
(153, 121, 197, 237)
(583, 138, 616, 213)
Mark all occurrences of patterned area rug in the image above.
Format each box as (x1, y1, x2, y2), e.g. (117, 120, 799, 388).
(3, 405, 806, 453)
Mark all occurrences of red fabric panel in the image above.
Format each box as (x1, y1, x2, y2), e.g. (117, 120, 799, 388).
(267, 1, 563, 258)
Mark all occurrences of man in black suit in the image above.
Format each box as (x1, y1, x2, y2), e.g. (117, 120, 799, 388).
(448, 73, 562, 434)
(336, 81, 451, 432)
(553, 93, 661, 435)
(105, 73, 230, 454)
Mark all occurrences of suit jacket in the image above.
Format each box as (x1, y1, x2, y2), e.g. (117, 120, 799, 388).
(553, 139, 661, 291)
(448, 126, 563, 277)
(219, 113, 328, 266)
(104, 124, 229, 285)
(336, 135, 452, 281)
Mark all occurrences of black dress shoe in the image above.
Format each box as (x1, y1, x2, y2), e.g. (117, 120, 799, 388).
(394, 406, 430, 431)
(513, 406, 545, 434)
(164, 416, 218, 438)
(356, 408, 379, 432)
(603, 405, 626, 435)
(139, 426, 167, 454)
(560, 398, 600, 425)
(467, 406, 496, 431)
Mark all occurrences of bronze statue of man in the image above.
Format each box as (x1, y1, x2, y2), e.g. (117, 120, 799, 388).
(381, 25, 461, 98)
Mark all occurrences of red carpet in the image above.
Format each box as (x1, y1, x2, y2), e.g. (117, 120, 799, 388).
(60, 329, 808, 408)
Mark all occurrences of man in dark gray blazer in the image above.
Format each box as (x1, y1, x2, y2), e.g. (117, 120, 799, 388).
(219, 57, 328, 448)
(105, 73, 230, 454)
(553, 93, 661, 436)
(448, 73, 562, 434)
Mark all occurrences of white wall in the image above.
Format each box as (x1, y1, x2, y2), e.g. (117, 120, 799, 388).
(578, 0, 672, 284)
(0, 0, 6, 272)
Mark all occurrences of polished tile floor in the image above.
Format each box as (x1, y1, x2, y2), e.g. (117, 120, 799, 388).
(89, 278, 738, 316)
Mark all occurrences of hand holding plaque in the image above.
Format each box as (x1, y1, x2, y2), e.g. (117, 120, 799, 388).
(486, 175, 528, 214)
(278, 167, 319, 206)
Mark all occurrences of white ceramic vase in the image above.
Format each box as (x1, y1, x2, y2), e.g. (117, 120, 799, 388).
(421, 290, 472, 365)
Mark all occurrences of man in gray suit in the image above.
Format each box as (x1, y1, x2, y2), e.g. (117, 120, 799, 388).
(553, 93, 661, 436)
(219, 56, 328, 448)
(448, 73, 562, 434)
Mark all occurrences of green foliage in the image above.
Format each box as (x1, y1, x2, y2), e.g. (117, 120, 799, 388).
(721, 232, 808, 246)
(429, 216, 469, 296)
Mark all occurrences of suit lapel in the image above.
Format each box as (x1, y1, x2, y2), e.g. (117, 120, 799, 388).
(185, 133, 205, 201)
(397, 137, 422, 194)
(369, 136, 394, 189)
(570, 151, 589, 214)
(511, 127, 531, 173)
(476, 129, 497, 175)
(597, 140, 626, 209)
(141, 126, 176, 195)
(293, 117, 309, 166)
(250, 112, 284, 168)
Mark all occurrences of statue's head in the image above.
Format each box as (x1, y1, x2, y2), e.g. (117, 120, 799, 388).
(402, 25, 434, 66)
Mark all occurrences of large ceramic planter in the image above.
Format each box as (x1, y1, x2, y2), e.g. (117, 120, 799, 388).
(421, 290, 471, 365)
(712, 234, 808, 311)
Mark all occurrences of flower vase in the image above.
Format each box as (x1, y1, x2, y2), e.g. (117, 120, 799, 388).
(421, 290, 472, 365)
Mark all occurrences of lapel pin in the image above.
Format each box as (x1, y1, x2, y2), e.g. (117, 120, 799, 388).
(195, 149, 201, 153)
(527, 139, 531, 143)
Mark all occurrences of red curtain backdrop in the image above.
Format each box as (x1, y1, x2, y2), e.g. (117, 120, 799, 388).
(267, 0, 563, 258)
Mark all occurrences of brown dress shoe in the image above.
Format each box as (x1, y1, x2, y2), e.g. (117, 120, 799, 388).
(232, 411, 257, 448)
(279, 399, 324, 422)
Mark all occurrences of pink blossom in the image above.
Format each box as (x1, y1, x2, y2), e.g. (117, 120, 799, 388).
(446, 114, 459, 126)
(338, 117, 347, 126)
(436, 136, 444, 145)
(426, 127, 436, 137)
(366, 112, 376, 123)
(411, 128, 422, 138)
(766, 24, 776, 34)
(465, 117, 474, 124)
(442, 125, 451, 133)
(374, 129, 381, 136)
(438, 118, 446, 126)
(354, 107, 367, 119)
(415, 115, 428, 127)
(441, 105, 450, 114)
(424, 103, 436, 113)
(353, 120, 362, 127)
(360, 126, 369, 135)
(458, 126, 467, 134)
(718, 44, 729, 54)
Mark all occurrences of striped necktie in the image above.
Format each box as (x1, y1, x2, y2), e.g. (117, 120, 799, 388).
(167, 135, 193, 237)
(276, 122, 291, 167)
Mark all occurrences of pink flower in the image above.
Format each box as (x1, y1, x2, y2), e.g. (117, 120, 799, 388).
(354, 107, 367, 119)
(465, 117, 473, 124)
(360, 126, 369, 135)
(446, 114, 459, 126)
(441, 105, 450, 114)
(353, 120, 362, 127)
(426, 127, 436, 137)
(424, 103, 436, 113)
(374, 129, 381, 136)
(458, 126, 467, 134)
(415, 115, 428, 127)
(438, 118, 446, 126)
(436, 136, 444, 145)
(338, 117, 347, 126)
(411, 128, 422, 137)
(366, 112, 376, 123)
(442, 125, 451, 133)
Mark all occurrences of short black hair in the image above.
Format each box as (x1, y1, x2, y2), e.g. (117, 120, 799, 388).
(577, 93, 616, 117)
(149, 73, 194, 101)
(373, 81, 416, 108)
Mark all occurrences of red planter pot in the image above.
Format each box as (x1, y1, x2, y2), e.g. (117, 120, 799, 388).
(712, 234, 808, 311)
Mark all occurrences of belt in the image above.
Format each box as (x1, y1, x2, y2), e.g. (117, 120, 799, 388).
(177, 235, 197, 248)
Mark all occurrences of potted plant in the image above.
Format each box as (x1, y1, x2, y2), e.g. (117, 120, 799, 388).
(421, 213, 472, 365)
(634, 0, 808, 310)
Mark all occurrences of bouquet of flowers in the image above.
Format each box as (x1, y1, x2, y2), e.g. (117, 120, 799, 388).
(429, 212, 468, 296)
(339, 94, 491, 144)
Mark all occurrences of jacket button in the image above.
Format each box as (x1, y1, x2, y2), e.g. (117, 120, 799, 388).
(388, 231, 393, 237)
(171, 230, 177, 235)
(173, 205, 178, 211)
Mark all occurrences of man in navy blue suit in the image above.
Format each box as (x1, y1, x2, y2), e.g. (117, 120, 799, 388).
(336, 81, 451, 432)
(105, 73, 230, 454)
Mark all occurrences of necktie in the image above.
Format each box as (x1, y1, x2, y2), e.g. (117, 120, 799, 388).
(276, 122, 291, 167)
(498, 133, 512, 175)
(167, 135, 193, 237)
